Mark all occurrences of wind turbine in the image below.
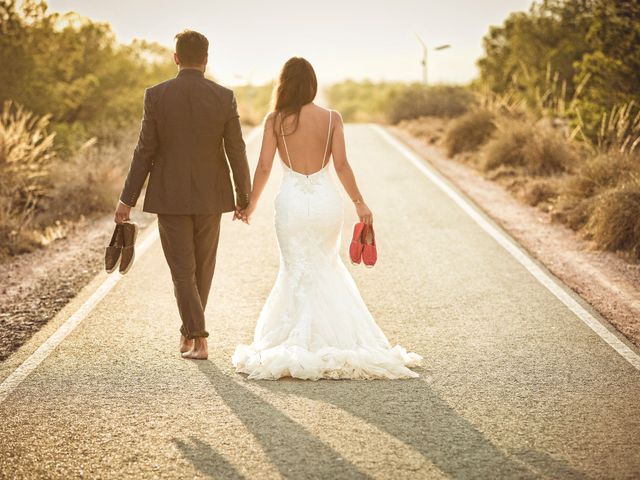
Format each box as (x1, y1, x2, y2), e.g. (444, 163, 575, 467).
(415, 33, 451, 85)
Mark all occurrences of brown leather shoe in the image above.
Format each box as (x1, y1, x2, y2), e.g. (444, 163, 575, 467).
(119, 222, 138, 274)
(105, 224, 123, 273)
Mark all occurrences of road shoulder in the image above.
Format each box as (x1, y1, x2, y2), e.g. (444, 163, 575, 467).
(389, 125, 640, 352)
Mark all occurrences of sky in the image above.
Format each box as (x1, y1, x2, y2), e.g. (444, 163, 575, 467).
(46, 0, 532, 87)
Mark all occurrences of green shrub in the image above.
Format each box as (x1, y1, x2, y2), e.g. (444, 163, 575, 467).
(325, 81, 406, 123)
(326, 81, 473, 124)
(387, 84, 474, 124)
(0, 3, 175, 143)
(480, 119, 575, 175)
(234, 83, 274, 126)
(444, 109, 495, 156)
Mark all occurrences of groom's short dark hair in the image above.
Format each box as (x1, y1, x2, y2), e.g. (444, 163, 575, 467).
(175, 30, 209, 65)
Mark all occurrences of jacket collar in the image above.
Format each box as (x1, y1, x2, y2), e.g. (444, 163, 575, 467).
(177, 68, 205, 78)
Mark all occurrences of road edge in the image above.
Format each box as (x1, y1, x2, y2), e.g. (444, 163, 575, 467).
(373, 124, 640, 371)
(0, 127, 263, 403)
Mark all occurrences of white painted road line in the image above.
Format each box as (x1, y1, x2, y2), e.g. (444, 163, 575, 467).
(373, 124, 640, 372)
(0, 127, 263, 404)
(0, 226, 159, 403)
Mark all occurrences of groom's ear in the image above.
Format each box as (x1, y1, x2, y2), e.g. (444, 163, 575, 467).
(173, 52, 180, 66)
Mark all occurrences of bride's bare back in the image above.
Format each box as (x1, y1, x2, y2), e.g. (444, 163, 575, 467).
(275, 103, 333, 176)
(242, 100, 372, 227)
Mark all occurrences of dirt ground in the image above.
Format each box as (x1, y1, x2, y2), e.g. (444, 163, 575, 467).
(392, 125, 640, 350)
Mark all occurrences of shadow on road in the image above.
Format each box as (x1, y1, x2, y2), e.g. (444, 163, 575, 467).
(250, 370, 591, 480)
(194, 361, 370, 479)
(184, 360, 590, 479)
(173, 436, 246, 480)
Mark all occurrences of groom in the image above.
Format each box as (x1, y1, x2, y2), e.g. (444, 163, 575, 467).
(114, 30, 251, 359)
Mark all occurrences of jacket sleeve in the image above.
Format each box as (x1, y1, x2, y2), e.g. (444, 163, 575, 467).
(223, 92, 252, 208)
(119, 88, 158, 207)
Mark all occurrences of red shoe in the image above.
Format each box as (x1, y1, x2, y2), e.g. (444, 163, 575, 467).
(362, 224, 377, 268)
(349, 222, 366, 264)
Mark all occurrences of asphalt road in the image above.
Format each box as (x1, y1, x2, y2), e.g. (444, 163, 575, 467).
(1, 125, 639, 479)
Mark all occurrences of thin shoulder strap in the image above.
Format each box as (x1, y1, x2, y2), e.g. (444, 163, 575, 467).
(279, 112, 294, 169)
(321, 110, 333, 168)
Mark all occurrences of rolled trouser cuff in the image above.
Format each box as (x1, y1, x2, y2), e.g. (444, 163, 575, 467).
(185, 330, 209, 340)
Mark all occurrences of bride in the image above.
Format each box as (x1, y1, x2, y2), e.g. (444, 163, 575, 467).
(232, 57, 422, 380)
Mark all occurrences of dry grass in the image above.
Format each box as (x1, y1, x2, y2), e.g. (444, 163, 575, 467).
(443, 109, 495, 157)
(0, 101, 57, 256)
(593, 102, 640, 153)
(520, 177, 563, 209)
(397, 116, 448, 145)
(582, 181, 640, 258)
(42, 137, 131, 222)
(399, 98, 640, 260)
(480, 118, 575, 176)
(0, 102, 135, 261)
(554, 151, 638, 229)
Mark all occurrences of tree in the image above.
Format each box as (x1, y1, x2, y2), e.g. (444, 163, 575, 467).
(476, 0, 640, 142)
(573, 1, 640, 135)
(0, 0, 175, 148)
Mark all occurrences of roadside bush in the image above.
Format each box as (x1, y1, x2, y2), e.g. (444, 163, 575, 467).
(554, 150, 639, 229)
(521, 177, 562, 208)
(325, 81, 474, 124)
(444, 109, 495, 156)
(325, 81, 408, 123)
(584, 181, 640, 259)
(480, 119, 575, 176)
(43, 134, 134, 223)
(397, 116, 447, 145)
(0, 101, 56, 257)
(387, 84, 473, 124)
(0, 101, 136, 260)
(234, 83, 274, 126)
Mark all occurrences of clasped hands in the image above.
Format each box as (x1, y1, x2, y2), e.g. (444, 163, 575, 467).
(233, 202, 255, 224)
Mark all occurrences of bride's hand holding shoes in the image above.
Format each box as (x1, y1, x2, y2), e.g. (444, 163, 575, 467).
(355, 200, 373, 225)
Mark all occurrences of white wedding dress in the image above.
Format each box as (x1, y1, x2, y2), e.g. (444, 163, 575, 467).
(232, 111, 423, 380)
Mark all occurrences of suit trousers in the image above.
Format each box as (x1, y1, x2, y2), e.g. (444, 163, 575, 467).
(157, 213, 222, 339)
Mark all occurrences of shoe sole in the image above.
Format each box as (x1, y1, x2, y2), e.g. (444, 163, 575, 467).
(119, 222, 139, 275)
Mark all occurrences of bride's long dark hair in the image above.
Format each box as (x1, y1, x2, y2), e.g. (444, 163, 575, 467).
(272, 57, 318, 136)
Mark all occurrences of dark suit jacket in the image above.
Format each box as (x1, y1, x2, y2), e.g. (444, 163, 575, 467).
(120, 69, 251, 214)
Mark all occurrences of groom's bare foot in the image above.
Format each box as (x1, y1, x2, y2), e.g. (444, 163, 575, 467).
(180, 334, 194, 353)
(182, 337, 208, 360)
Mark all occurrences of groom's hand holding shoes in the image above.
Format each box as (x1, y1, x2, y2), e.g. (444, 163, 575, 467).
(114, 201, 132, 224)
